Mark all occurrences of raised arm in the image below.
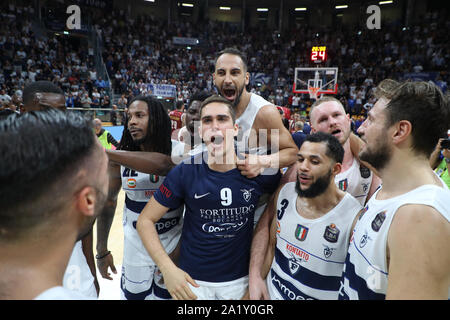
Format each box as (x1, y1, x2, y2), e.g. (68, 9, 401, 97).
(237, 105, 298, 178)
(106, 149, 175, 176)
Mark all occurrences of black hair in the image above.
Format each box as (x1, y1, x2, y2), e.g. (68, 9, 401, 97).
(189, 90, 213, 107)
(0, 109, 97, 241)
(384, 81, 450, 156)
(303, 132, 344, 164)
(22, 81, 64, 105)
(215, 47, 248, 71)
(118, 95, 172, 155)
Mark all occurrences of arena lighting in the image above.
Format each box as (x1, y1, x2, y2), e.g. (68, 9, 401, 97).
(144, 0, 155, 2)
(219, 6, 231, 11)
(295, 8, 307, 11)
(379, 0, 393, 4)
(181, 3, 194, 7)
(257, 8, 269, 12)
(335, 5, 348, 9)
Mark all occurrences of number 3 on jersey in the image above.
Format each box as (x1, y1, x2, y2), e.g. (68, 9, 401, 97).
(277, 199, 289, 220)
(220, 187, 232, 206)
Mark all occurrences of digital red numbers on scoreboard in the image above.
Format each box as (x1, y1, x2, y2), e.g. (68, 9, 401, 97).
(311, 46, 327, 63)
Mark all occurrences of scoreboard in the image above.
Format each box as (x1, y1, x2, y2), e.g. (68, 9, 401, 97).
(310, 46, 327, 63)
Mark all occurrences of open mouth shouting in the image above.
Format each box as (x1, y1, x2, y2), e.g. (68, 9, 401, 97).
(221, 87, 237, 102)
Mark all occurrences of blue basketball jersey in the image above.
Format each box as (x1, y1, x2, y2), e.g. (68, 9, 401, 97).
(153, 152, 281, 283)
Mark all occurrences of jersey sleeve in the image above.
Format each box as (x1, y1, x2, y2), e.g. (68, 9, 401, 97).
(153, 163, 185, 209)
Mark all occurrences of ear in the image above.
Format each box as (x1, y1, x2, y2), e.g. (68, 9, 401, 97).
(245, 72, 250, 86)
(75, 186, 97, 218)
(332, 162, 342, 176)
(391, 120, 412, 146)
(233, 123, 239, 137)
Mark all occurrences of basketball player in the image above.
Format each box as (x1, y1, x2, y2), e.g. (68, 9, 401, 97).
(96, 95, 184, 300)
(249, 132, 362, 300)
(0, 110, 108, 299)
(248, 96, 382, 299)
(105, 91, 211, 174)
(169, 100, 185, 139)
(137, 95, 281, 300)
(22, 80, 99, 297)
(339, 80, 450, 299)
(213, 48, 298, 177)
(104, 48, 298, 179)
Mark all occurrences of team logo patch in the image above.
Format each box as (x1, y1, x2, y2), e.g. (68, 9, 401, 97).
(360, 165, 371, 178)
(288, 254, 303, 275)
(338, 179, 348, 191)
(371, 210, 386, 232)
(241, 188, 254, 202)
(127, 178, 137, 188)
(149, 174, 159, 183)
(359, 231, 371, 248)
(323, 223, 340, 243)
(295, 224, 309, 241)
(323, 245, 336, 259)
(276, 221, 281, 234)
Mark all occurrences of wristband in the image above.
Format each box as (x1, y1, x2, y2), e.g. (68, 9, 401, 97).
(96, 251, 111, 260)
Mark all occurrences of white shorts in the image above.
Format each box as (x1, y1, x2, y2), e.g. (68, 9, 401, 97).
(120, 264, 171, 300)
(187, 276, 248, 300)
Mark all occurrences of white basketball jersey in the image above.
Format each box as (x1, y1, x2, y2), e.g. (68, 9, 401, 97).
(34, 286, 95, 300)
(63, 240, 96, 297)
(339, 184, 450, 300)
(335, 158, 373, 206)
(121, 167, 183, 267)
(267, 182, 362, 300)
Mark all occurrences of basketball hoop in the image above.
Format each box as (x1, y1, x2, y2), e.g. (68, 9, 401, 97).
(308, 87, 320, 100)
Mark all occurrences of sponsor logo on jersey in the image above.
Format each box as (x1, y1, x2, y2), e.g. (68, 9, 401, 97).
(155, 217, 181, 234)
(145, 190, 156, 198)
(241, 188, 254, 202)
(270, 269, 314, 300)
(127, 178, 137, 189)
(323, 223, 340, 243)
(201, 218, 248, 237)
(194, 192, 210, 199)
(159, 184, 172, 198)
(285, 243, 309, 262)
(371, 210, 386, 232)
(338, 179, 348, 191)
(295, 224, 309, 241)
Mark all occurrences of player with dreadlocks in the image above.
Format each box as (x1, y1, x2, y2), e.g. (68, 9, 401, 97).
(96, 95, 184, 300)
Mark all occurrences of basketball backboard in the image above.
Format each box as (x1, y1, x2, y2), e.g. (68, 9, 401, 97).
(293, 67, 338, 99)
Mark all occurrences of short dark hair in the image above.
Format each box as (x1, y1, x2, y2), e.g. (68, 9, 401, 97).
(215, 47, 248, 71)
(119, 95, 172, 155)
(199, 94, 236, 124)
(384, 81, 450, 156)
(22, 81, 64, 105)
(189, 90, 213, 107)
(303, 132, 344, 164)
(0, 109, 97, 242)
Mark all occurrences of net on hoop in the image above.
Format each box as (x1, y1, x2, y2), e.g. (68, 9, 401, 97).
(308, 86, 320, 100)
